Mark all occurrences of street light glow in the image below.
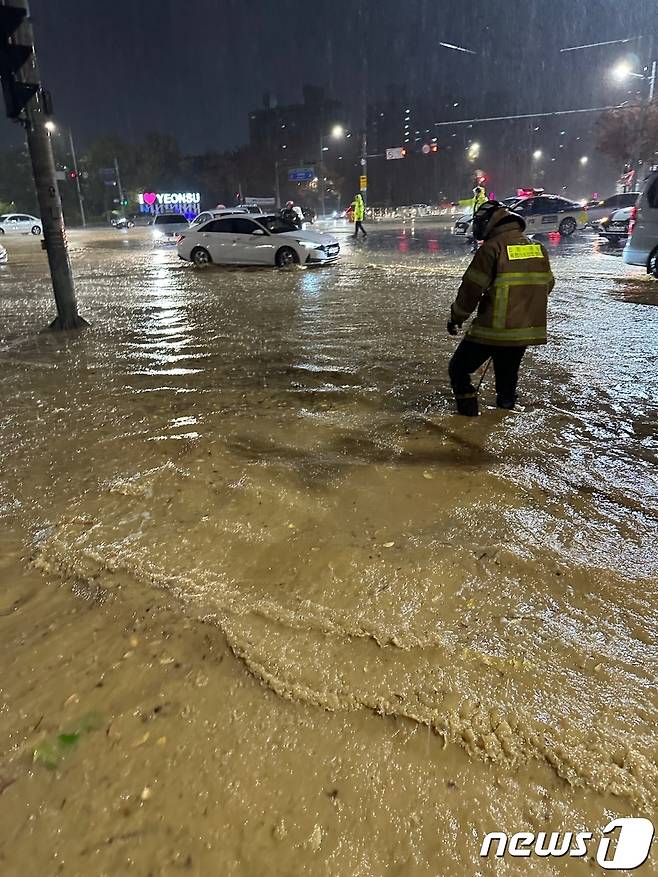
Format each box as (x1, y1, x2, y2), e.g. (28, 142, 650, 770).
(580, 156, 589, 165)
(468, 142, 480, 159)
(331, 124, 344, 139)
(45, 120, 56, 132)
(532, 149, 543, 160)
(612, 61, 632, 81)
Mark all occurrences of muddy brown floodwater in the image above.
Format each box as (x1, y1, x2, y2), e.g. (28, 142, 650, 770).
(0, 224, 657, 876)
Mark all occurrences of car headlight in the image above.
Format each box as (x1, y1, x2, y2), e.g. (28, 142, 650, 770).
(297, 240, 323, 249)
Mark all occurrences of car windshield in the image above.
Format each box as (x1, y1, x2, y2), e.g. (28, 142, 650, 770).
(0, 215, 7, 221)
(154, 214, 186, 225)
(255, 216, 298, 234)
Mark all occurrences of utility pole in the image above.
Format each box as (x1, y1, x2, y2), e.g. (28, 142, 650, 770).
(319, 135, 326, 218)
(113, 155, 124, 204)
(68, 127, 85, 227)
(649, 59, 656, 102)
(0, 0, 87, 329)
(360, 130, 368, 203)
(274, 159, 281, 209)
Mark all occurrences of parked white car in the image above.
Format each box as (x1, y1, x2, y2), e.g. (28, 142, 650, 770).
(623, 168, 658, 277)
(178, 213, 340, 267)
(0, 213, 42, 235)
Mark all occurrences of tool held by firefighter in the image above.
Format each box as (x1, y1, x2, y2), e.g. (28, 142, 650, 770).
(446, 200, 555, 417)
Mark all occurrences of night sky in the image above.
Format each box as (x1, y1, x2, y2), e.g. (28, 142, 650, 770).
(0, 0, 655, 153)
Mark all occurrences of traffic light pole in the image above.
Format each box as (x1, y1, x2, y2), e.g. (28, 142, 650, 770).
(0, 0, 88, 330)
(25, 115, 88, 328)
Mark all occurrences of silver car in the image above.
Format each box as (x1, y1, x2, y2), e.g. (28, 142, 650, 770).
(585, 192, 639, 228)
(623, 169, 658, 276)
(151, 213, 190, 242)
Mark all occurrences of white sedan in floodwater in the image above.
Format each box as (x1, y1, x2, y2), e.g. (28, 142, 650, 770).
(177, 213, 340, 267)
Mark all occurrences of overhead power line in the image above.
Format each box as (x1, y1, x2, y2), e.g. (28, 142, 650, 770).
(560, 38, 640, 53)
(433, 104, 628, 127)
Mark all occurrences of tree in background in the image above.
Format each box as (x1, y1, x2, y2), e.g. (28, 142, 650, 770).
(597, 103, 658, 180)
(0, 144, 38, 213)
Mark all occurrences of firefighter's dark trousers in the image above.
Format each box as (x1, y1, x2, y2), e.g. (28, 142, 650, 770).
(448, 338, 527, 415)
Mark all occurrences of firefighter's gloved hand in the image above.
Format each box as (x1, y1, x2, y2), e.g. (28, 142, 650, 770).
(447, 320, 461, 336)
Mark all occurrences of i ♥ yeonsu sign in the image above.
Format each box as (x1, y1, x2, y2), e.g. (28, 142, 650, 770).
(137, 192, 200, 207)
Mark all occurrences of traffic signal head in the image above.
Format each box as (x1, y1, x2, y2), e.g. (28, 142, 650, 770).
(0, 4, 39, 119)
(121, 198, 129, 206)
(430, 144, 439, 154)
(67, 170, 77, 181)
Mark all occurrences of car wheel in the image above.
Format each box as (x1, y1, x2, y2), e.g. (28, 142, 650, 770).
(648, 247, 658, 279)
(31, 225, 41, 235)
(558, 217, 577, 236)
(191, 247, 212, 265)
(275, 246, 299, 268)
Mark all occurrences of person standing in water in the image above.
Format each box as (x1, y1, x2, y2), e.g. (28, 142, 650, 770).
(351, 193, 367, 238)
(447, 200, 555, 416)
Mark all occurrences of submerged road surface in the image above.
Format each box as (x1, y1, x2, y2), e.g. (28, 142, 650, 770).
(0, 221, 657, 875)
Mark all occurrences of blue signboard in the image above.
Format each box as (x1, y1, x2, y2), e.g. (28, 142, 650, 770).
(288, 168, 315, 182)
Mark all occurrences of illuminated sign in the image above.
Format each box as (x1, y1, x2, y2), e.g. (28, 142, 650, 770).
(137, 191, 200, 207)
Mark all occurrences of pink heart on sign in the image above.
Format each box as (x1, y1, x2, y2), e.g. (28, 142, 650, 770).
(143, 192, 157, 206)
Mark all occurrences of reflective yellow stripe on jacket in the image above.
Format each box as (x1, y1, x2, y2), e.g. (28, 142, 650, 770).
(467, 270, 553, 345)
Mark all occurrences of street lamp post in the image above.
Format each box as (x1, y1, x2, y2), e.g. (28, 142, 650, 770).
(45, 120, 86, 227)
(319, 124, 344, 218)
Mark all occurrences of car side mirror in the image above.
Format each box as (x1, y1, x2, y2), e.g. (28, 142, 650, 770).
(252, 228, 266, 235)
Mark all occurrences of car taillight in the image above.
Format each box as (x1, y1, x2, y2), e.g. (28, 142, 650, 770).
(628, 206, 637, 237)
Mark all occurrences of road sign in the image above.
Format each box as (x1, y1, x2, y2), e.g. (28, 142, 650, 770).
(288, 168, 315, 182)
(245, 196, 276, 206)
(386, 147, 406, 160)
(54, 170, 66, 181)
(98, 167, 115, 177)
(359, 175, 367, 190)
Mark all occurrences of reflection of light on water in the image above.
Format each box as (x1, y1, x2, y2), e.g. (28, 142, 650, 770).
(134, 368, 204, 376)
(168, 416, 198, 427)
(299, 271, 324, 297)
(147, 432, 201, 441)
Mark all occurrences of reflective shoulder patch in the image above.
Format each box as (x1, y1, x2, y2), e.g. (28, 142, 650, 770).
(506, 244, 544, 260)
